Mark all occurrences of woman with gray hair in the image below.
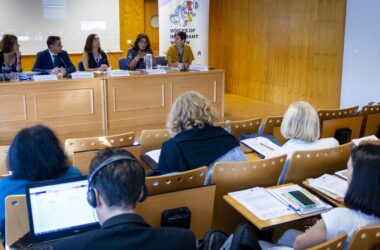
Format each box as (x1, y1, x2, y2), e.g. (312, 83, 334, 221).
(157, 91, 247, 183)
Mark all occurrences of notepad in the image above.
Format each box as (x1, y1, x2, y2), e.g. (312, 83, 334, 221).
(229, 187, 294, 220)
(307, 174, 348, 202)
(240, 137, 281, 158)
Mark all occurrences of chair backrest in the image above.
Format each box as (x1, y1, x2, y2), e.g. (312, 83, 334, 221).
(318, 106, 359, 122)
(0, 145, 9, 177)
(211, 155, 287, 233)
(307, 233, 347, 250)
(283, 142, 354, 185)
(220, 118, 262, 138)
(5, 195, 28, 249)
(320, 116, 363, 140)
(139, 129, 170, 156)
(359, 104, 380, 137)
(145, 166, 208, 195)
(78, 61, 85, 71)
(65, 132, 135, 164)
(136, 185, 215, 239)
(347, 225, 380, 250)
(118, 58, 128, 70)
(262, 116, 287, 143)
(156, 56, 168, 66)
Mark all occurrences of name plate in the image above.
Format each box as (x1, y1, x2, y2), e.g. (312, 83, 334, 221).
(32, 75, 58, 81)
(189, 65, 209, 71)
(71, 72, 95, 79)
(138, 69, 167, 74)
(108, 70, 130, 77)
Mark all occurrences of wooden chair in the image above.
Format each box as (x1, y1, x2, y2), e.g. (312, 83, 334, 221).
(211, 155, 287, 233)
(0, 145, 9, 177)
(139, 129, 170, 156)
(347, 225, 380, 250)
(261, 116, 287, 144)
(283, 142, 354, 185)
(64, 132, 135, 166)
(359, 104, 380, 137)
(136, 185, 215, 239)
(5, 195, 28, 249)
(317, 106, 359, 122)
(320, 116, 363, 140)
(72, 145, 142, 174)
(145, 167, 208, 195)
(359, 139, 380, 146)
(307, 233, 347, 250)
(220, 118, 262, 138)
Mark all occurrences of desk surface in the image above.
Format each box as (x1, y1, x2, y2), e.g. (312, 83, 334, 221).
(302, 181, 345, 208)
(223, 184, 328, 230)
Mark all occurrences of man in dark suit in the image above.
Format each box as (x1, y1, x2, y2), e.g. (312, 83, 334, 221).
(32, 36, 75, 75)
(53, 147, 196, 250)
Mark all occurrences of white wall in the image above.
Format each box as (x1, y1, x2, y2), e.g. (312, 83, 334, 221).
(340, 0, 380, 108)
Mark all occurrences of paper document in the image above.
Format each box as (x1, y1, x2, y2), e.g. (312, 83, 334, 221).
(229, 187, 294, 220)
(241, 137, 281, 158)
(307, 174, 348, 202)
(335, 169, 348, 180)
(145, 149, 161, 163)
(352, 135, 378, 146)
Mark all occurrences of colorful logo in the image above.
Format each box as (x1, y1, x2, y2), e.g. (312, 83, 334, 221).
(170, 1, 199, 27)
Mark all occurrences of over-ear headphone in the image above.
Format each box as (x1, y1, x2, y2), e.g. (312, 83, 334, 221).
(87, 155, 148, 208)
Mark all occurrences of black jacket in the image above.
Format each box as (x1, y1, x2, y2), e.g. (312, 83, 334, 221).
(53, 213, 196, 250)
(157, 125, 239, 173)
(32, 49, 76, 74)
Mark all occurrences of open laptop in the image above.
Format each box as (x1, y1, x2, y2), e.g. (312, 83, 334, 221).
(25, 176, 100, 250)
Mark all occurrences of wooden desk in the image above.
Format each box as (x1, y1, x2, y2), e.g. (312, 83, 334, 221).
(302, 180, 345, 208)
(0, 70, 225, 144)
(223, 184, 326, 230)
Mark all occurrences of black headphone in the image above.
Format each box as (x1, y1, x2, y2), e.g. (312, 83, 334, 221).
(87, 155, 148, 208)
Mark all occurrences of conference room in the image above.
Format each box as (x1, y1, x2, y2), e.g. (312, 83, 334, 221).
(0, 0, 379, 249)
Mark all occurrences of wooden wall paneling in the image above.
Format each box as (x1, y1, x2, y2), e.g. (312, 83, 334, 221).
(144, 0, 159, 55)
(209, 0, 347, 109)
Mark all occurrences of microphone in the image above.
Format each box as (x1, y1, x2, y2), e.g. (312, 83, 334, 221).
(58, 54, 72, 78)
(107, 49, 122, 68)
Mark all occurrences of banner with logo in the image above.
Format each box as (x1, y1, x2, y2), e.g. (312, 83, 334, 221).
(158, 0, 209, 65)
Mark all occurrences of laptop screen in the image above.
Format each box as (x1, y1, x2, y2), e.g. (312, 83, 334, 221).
(26, 176, 99, 243)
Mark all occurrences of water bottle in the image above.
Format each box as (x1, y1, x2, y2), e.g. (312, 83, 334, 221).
(225, 120, 232, 134)
(145, 53, 153, 70)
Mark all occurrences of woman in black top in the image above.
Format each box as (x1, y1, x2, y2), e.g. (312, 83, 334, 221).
(0, 34, 22, 73)
(126, 33, 156, 70)
(82, 34, 109, 71)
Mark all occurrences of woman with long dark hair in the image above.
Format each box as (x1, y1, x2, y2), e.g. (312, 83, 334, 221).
(126, 33, 156, 70)
(82, 34, 109, 71)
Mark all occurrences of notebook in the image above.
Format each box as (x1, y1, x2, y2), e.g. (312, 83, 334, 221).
(25, 176, 99, 249)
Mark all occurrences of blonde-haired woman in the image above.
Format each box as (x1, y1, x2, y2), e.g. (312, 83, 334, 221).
(268, 101, 339, 183)
(157, 91, 247, 183)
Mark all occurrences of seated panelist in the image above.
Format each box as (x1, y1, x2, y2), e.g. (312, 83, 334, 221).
(32, 36, 75, 75)
(166, 31, 194, 70)
(82, 34, 109, 71)
(126, 33, 156, 70)
(0, 34, 22, 73)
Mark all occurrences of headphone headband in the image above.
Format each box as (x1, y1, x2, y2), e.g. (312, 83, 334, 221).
(88, 155, 137, 184)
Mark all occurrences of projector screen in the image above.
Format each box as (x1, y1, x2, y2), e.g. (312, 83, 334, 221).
(0, 0, 120, 54)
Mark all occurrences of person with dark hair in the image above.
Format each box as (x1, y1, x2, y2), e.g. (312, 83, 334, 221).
(82, 34, 109, 71)
(126, 33, 156, 70)
(0, 124, 80, 243)
(32, 36, 76, 75)
(259, 144, 380, 250)
(53, 147, 196, 250)
(166, 31, 194, 69)
(0, 34, 22, 73)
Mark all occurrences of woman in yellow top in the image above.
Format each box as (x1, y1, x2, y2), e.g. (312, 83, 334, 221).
(166, 31, 194, 69)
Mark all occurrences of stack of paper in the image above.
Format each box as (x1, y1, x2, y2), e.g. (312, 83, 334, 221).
(240, 137, 281, 158)
(229, 187, 294, 220)
(268, 185, 332, 215)
(307, 174, 348, 202)
(335, 169, 348, 180)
